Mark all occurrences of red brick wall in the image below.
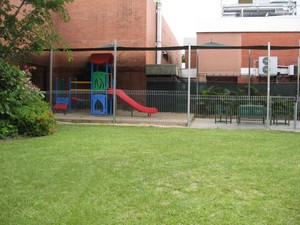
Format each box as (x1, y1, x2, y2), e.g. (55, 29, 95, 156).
(184, 49, 197, 69)
(161, 18, 181, 65)
(197, 33, 242, 75)
(196, 32, 300, 83)
(146, 0, 157, 64)
(52, 0, 148, 67)
(29, 0, 180, 90)
(241, 32, 300, 68)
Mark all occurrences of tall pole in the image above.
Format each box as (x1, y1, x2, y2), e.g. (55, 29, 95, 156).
(266, 42, 271, 130)
(297, 40, 300, 98)
(247, 49, 251, 101)
(156, 1, 162, 64)
(196, 49, 199, 95)
(113, 39, 117, 124)
(49, 49, 53, 107)
(294, 40, 300, 130)
(187, 44, 191, 127)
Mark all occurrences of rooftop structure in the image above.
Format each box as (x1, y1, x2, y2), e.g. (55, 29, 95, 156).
(222, 0, 300, 17)
(197, 16, 300, 32)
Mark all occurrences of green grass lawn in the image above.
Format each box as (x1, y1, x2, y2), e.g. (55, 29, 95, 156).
(1, 125, 299, 225)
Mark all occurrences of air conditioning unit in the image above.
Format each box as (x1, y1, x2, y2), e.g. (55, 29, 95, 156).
(258, 56, 278, 76)
(288, 65, 294, 76)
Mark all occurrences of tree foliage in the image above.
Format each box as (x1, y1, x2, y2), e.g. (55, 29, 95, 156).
(0, 0, 74, 61)
(199, 85, 261, 96)
(0, 59, 56, 138)
(0, 0, 73, 138)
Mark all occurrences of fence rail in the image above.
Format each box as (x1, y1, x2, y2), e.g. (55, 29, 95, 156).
(46, 90, 300, 130)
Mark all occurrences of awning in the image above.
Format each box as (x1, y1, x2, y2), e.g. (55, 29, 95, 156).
(200, 41, 227, 47)
(90, 53, 114, 65)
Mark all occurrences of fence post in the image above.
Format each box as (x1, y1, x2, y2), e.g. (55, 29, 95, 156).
(49, 49, 53, 108)
(294, 98, 298, 131)
(247, 49, 251, 102)
(187, 44, 191, 127)
(113, 39, 117, 124)
(266, 42, 271, 130)
(295, 41, 300, 130)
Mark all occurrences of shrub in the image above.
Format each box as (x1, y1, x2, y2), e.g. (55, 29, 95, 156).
(0, 120, 18, 139)
(12, 101, 56, 137)
(0, 60, 56, 138)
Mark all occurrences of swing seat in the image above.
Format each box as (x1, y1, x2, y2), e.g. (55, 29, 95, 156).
(53, 97, 69, 114)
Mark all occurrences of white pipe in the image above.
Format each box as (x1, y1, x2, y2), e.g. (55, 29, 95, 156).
(156, 1, 162, 64)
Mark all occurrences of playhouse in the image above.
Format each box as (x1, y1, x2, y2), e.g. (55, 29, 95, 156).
(53, 53, 158, 115)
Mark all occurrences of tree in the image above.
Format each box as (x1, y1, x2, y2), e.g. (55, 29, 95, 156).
(0, 0, 74, 61)
(0, 0, 74, 138)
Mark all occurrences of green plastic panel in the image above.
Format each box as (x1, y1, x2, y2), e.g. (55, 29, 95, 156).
(92, 71, 106, 91)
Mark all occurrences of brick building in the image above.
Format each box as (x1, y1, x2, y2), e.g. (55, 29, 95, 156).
(29, 0, 180, 90)
(196, 17, 300, 83)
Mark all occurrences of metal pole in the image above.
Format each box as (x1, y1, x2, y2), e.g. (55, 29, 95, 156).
(248, 49, 251, 101)
(196, 49, 199, 95)
(266, 42, 271, 130)
(113, 39, 117, 124)
(294, 40, 300, 130)
(187, 44, 191, 127)
(49, 49, 53, 107)
(298, 40, 300, 98)
(297, 54, 300, 121)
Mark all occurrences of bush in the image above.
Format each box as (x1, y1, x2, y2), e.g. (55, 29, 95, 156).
(0, 120, 18, 139)
(12, 101, 56, 137)
(0, 60, 56, 138)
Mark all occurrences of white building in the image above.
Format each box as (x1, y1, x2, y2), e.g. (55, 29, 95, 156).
(222, 0, 300, 17)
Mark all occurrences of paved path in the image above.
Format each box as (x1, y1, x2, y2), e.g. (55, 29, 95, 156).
(191, 118, 299, 132)
(54, 110, 299, 131)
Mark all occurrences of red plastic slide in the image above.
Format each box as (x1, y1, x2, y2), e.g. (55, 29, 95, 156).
(108, 88, 158, 114)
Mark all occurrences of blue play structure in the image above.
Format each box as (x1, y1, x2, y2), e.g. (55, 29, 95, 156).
(53, 53, 158, 116)
(53, 53, 114, 115)
(90, 53, 114, 115)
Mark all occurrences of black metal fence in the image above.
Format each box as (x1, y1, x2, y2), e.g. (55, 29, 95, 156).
(47, 90, 300, 130)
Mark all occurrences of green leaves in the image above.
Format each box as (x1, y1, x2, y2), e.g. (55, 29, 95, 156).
(0, 60, 55, 138)
(0, 61, 24, 116)
(0, 0, 74, 61)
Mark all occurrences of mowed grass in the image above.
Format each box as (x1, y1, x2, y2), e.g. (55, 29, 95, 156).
(0, 125, 299, 225)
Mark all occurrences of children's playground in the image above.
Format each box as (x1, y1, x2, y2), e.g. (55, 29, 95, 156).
(52, 53, 300, 131)
(53, 53, 158, 117)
